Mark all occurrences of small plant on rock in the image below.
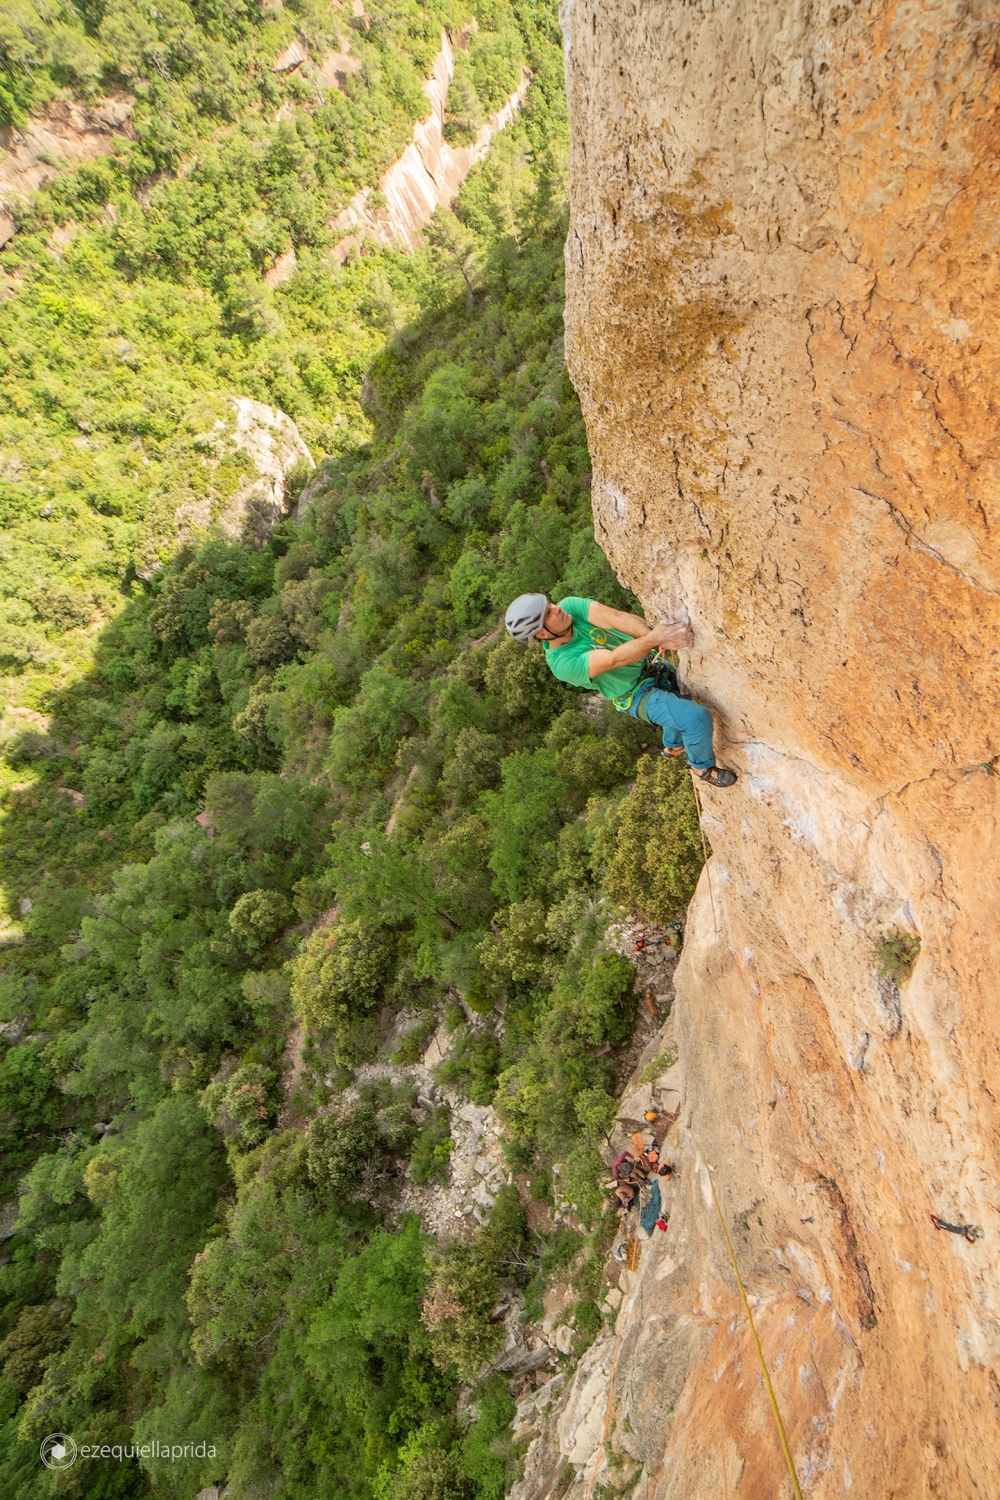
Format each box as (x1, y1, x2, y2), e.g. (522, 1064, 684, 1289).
(410, 1106, 454, 1186)
(639, 1042, 678, 1084)
(872, 928, 921, 985)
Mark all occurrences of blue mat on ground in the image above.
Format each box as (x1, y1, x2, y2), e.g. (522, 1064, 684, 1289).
(639, 1178, 661, 1233)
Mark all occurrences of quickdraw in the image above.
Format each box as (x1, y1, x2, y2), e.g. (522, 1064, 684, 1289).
(931, 1214, 983, 1244)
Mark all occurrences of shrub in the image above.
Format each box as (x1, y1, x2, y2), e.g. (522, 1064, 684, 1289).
(326, 666, 428, 785)
(228, 889, 291, 953)
(246, 614, 297, 668)
(604, 755, 704, 923)
(482, 635, 567, 726)
(549, 951, 635, 1049)
(3, 730, 64, 763)
(493, 950, 634, 1178)
(395, 1446, 474, 1500)
(394, 1014, 439, 1065)
(377, 1101, 419, 1154)
(307, 1103, 385, 1203)
(521, 1227, 581, 1324)
(201, 1063, 280, 1150)
(410, 1106, 454, 1186)
(477, 898, 550, 984)
(435, 1029, 501, 1106)
(872, 929, 921, 985)
(570, 1297, 602, 1353)
(423, 1264, 503, 1379)
(0, 1306, 69, 1392)
(422, 1189, 528, 1380)
(480, 749, 569, 902)
(0, 1042, 60, 1163)
(439, 727, 503, 806)
(460, 1376, 517, 1500)
(289, 918, 394, 1064)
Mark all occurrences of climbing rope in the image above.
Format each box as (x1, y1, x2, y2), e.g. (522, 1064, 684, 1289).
(584, 746, 800, 1499)
(688, 1131, 805, 1500)
(587, 1137, 803, 1500)
(690, 774, 719, 936)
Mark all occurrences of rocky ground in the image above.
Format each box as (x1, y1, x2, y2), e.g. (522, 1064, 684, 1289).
(350, 920, 683, 1245)
(507, 1010, 686, 1500)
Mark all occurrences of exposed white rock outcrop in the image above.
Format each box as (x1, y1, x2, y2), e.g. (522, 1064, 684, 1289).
(330, 32, 529, 260)
(0, 95, 134, 235)
(190, 396, 313, 541)
(135, 395, 313, 572)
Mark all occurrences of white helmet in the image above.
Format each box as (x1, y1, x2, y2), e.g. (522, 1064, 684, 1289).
(505, 593, 548, 643)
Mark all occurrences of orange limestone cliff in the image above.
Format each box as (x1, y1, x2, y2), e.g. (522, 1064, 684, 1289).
(513, 2, 1000, 1497)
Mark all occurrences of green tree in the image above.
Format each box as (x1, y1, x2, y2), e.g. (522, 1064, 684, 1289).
(604, 754, 704, 922)
(290, 919, 394, 1063)
(481, 748, 569, 901)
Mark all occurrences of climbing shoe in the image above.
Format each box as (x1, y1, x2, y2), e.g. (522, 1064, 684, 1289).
(698, 766, 737, 788)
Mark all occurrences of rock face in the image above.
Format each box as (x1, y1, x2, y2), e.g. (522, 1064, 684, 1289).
(0, 96, 134, 227)
(537, 1, 1000, 1496)
(330, 33, 529, 259)
(172, 396, 312, 546)
(136, 395, 312, 573)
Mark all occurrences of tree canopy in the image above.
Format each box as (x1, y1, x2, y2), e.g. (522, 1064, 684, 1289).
(0, 3, 704, 1495)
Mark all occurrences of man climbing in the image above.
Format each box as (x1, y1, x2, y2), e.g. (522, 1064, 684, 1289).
(504, 594, 738, 788)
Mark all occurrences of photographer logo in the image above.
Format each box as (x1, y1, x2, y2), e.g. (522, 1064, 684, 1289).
(41, 1434, 78, 1469)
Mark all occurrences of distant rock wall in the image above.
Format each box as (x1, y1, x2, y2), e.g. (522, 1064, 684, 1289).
(531, 1, 1000, 1496)
(134, 395, 313, 575)
(330, 33, 529, 259)
(0, 96, 134, 243)
(176, 396, 313, 543)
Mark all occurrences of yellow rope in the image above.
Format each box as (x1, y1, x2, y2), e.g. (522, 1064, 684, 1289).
(591, 752, 798, 1500)
(688, 1131, 805, 1500)
(690, 775, 719, 935)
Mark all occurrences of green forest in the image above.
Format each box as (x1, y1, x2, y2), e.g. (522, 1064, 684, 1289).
(0, 1, 703, 1495)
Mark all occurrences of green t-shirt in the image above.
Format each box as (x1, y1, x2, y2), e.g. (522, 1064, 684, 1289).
(542, 597, 645, 708)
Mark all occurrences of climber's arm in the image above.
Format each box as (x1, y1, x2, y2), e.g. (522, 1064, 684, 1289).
(587, 601, 649, 637)
(587, 620, 693, 680)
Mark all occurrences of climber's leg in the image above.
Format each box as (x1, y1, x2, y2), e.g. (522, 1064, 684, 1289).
(632, 687, 717, 769)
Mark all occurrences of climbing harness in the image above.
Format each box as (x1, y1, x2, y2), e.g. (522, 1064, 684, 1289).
(931, 1214, 984, 1244)
(611, 649, 684, 715)
(632, 683, 656, 723)
(688, 1131, 806, 1500)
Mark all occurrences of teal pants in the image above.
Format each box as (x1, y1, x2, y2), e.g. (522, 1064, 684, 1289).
(623, 682, 716, 769)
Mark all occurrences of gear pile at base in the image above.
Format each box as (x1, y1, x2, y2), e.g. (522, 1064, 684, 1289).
(607, 1110, 678, 1259)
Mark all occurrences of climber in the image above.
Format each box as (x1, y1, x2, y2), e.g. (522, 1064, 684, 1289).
(614, 1181, 637, 1210)
(647, 1144, 673, 1177)
(504, 594, 738, 788)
